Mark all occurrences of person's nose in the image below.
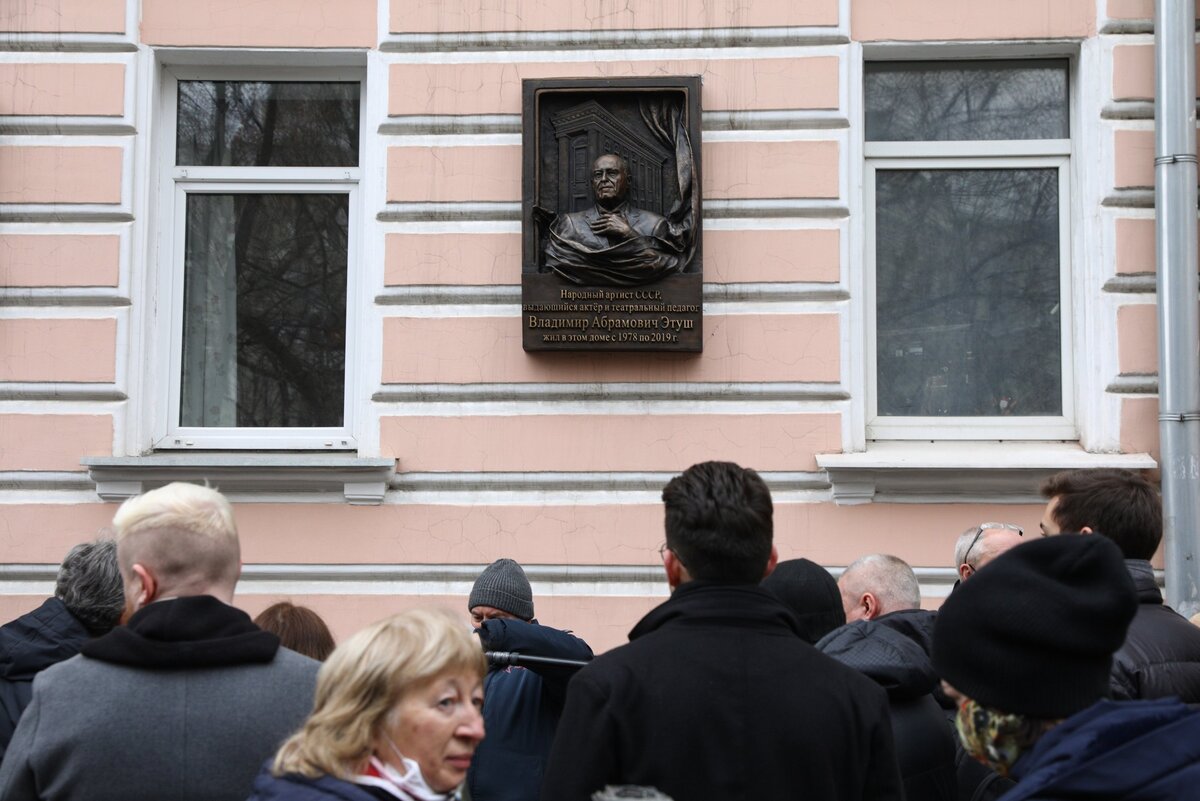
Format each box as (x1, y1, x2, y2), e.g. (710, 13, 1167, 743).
(458, 707, 485, 743)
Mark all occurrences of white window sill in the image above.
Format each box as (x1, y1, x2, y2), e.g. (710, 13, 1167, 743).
(81, 455, 396, 505)
(816, 442, 1157, 505)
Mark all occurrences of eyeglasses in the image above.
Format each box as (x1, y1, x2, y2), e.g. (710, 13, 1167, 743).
(962, 522, 1024, 566)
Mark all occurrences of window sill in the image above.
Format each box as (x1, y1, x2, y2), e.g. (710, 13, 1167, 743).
(815, 442, 1157, 505)
(81, 455, 396, 505)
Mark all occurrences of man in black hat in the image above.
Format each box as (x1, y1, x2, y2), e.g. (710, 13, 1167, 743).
(542, 461, 902, 801)
(467, 558, 592, 801)
(933, 534, 1200, 799)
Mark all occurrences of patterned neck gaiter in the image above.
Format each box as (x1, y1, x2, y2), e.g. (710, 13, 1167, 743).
(955, 698, 1055, 777)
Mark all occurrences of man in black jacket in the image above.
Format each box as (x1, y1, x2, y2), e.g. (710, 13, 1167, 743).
(541, 461, 902, 801)
(467, 558, 592, 801)
(0, 539, 123, 763)
(1040, 468, 1200, 702)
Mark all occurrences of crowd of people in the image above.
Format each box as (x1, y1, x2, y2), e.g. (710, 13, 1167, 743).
(0, 465, 1197, 800)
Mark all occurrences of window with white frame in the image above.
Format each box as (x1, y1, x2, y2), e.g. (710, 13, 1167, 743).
(865, 60, 1074, 440)
(157, 71, 362, 449)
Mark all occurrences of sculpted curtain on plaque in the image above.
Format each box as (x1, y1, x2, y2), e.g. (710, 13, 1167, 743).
(542, 98, 697, 287)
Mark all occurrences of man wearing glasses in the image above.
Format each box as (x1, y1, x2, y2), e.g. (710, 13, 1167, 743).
(954, 522, 1024, 583)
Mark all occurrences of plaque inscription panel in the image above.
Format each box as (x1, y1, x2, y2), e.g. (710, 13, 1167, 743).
(522, 77, 703, 352)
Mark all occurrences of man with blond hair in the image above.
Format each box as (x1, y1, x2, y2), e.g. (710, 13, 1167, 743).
(0, 482, 319, 800)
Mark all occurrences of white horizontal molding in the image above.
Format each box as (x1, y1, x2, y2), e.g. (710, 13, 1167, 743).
(374, 282, 845, 306)
(0, 288, 129, 307)
(1102, 273, 1158, 293)
(379, 27, 848, 54)
(1107, 373, 1159, 394)
(0, 206, 133, 223)
(1, 562, 1154, 600)
(0, 34, 136, 53)
(0, 118, 136, 136)
(374, 382, 849, 404)
(392, 470, 829, 493)
(82, 455, 396, 505)
(1102, 189, 1155, 208)
(0, 383, 125, 401)
(379, 110, 848, 137)
(817, 442, 1158, 505)
(0, 471, 94, 491)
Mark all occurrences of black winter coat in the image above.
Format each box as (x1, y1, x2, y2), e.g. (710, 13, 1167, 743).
(469, 618, 592, 801)
(0, 598, 90, 762)
(1110, 559, 1200, 702)
(541, 581, 903, 801)
(817, 618, 956, 801)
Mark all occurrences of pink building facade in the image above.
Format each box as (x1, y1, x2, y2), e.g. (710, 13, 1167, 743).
(0, 0, 1166, 650)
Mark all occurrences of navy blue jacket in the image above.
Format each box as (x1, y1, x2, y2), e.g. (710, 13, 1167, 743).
(247, 767, 397, 801)
(0, 598, 90, 762)
(469, 618, 592, 801)
(1000, 698, 1200, 801)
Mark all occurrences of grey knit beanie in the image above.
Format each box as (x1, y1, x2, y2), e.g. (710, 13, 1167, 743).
(469, 558, 534, 620)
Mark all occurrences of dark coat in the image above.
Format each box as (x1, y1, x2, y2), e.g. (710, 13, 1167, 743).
(1109, 559, 1200, 702)
(1000, 698, 1200, 800)
(0, 598, 91, 762)
(540, 581, 903, 801)
(871, 610, 1016, 801)
(468, 618, 592, 801)
(817, 619, 956, 801)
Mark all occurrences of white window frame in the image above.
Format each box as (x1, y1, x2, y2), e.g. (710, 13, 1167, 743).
(864, 67, 1076, 441)
(152, 66, 365, 451)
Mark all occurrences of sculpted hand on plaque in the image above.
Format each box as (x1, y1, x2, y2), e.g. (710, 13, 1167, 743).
(544, 154, 685, 287)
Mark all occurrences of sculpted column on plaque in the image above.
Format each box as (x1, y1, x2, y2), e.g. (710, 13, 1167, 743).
(522, 78, 703, 353)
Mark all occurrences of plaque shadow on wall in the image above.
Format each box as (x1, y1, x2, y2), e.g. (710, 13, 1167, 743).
(522, 77, 702, 352)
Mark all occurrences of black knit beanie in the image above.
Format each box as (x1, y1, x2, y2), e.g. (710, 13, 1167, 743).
(761, 558, 846, 644)
(932, 534, 1137, 719)
(469, 558, 534, 620)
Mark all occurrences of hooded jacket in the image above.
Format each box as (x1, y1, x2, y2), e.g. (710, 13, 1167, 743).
(1000, 698, 1200, 800)
(1110, 559, 1200, 702)
(817, 619, 956, 801)
(0, 598, 91, 763)
(541, 581, 903, 801)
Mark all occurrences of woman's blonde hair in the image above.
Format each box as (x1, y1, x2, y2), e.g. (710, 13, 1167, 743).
(272, 607, 486, 779)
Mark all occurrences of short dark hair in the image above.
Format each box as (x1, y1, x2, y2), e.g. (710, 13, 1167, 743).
(254, 602, 336, 661)
(55, 539, 124, 636)
(662, 461, 773, 583)
(1040, 469, 1162, 560)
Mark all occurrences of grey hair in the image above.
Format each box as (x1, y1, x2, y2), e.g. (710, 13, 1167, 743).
(841, 553, 921, 612)
(954, 527, 980, 569)
(55, 539, 124, 636)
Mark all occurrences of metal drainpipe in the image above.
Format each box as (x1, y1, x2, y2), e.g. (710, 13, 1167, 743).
(1155, 0, 1200, 616)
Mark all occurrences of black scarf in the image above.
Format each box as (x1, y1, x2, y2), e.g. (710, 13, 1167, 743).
(82, 595, 279, 669)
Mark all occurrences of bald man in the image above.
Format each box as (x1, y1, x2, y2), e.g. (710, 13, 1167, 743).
(0, 483, 319, 801)
(953, 523, 1024, 583)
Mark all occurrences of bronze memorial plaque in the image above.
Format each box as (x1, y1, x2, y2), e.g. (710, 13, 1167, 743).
(522, 77, 702, 352)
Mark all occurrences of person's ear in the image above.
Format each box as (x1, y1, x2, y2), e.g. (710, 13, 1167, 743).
(1079, 526, 1094, 535)
(958, 563, 974, 582)
(131, 563, 158, 609)
(862, 592, 879, 620)
(762, 546, 779, 579)
(663, 550, 687, 591)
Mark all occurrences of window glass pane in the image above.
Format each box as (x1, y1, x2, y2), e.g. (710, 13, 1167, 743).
(176, 81, 359, 167)
(181, 193, 348, 428)
(875, 169, 1062, 417)
(865, 61, 1068, 141)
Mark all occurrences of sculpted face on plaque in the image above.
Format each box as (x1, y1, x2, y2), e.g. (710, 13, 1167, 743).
(543, 154, 685, 287)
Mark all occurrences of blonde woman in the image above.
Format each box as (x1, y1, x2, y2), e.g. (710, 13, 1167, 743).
(247, 608, 486, 801)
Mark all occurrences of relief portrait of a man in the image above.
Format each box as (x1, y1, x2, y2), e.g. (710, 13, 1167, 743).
(543, 153, 686, 287)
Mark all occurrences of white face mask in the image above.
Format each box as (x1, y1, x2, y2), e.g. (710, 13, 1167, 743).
(359, 737, 458, 801)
